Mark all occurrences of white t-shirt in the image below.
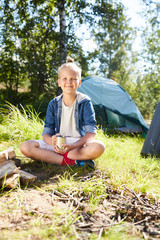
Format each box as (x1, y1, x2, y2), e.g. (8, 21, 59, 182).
(60, 100, 81, 144)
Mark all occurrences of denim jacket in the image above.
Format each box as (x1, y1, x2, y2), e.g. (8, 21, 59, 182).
(42, 91, 97, 137)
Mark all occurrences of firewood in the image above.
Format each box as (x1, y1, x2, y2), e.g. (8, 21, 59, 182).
(0, 148, 16, 163)
(0, 160, 19, 180)
(5, 148, 16, 159)
(19, 170, 37, 185)
(0, 151, 7, 163)
(0, 173, 19, 189)
(12, 158, 21, 167)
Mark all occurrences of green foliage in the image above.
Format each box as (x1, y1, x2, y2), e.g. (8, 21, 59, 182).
(0, 103, 43, 143)
(131, 74, 160, 118)
(0, 0, 89, 97)
(90, 1, 134, 81)
(1, 0, 160, 118)
(0, 0, 22, 92)
(137, 0, 160, 118)
(105, 224, 143, 240)
(0, 88, 56, 120)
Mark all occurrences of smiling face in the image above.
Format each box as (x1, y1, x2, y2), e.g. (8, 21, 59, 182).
(58, 67, 81, 95)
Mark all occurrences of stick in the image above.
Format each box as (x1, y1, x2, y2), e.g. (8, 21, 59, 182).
(52, 189, 85, 208)
(97, 228, 103, 240)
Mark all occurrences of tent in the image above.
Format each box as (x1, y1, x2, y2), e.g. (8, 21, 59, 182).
(78, 76, 149, 133)
(141, 102, 160, 156)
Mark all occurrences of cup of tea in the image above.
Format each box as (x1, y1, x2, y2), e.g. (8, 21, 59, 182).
(56, 135, 66, 149)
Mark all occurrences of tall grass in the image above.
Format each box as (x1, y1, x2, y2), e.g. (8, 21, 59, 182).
(0, 103, 43, 144)
(0, 103, 160, 199)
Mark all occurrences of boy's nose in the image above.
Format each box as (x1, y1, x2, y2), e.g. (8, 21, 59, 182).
(66, 78, 72, 83)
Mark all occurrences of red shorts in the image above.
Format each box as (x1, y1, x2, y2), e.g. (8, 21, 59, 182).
(60, 152, 76, 166)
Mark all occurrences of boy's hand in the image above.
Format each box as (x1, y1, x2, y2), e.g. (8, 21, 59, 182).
(51, 135, 56, 146)
(51, 133, 61, 147)
(53, 144, 73, 154)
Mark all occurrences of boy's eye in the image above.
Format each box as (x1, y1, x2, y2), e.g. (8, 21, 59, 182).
(61, 78, 78, 82)
(71, 78, 77, 81)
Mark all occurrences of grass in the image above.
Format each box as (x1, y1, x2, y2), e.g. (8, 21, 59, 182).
(98, 132, 160, 198)
(0, 103, 160, 239)
(0, 103, 43, 153)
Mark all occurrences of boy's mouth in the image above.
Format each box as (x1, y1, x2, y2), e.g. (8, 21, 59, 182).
(65, 85, 73, 88)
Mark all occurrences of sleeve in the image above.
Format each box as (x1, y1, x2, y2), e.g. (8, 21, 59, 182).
(83, 100, 97, 134)
(42, 100, 56, 136)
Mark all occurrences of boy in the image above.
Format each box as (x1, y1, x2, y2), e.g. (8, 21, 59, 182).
(20, 57, 105, 167)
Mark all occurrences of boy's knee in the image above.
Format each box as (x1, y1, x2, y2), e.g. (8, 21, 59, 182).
(20, 140, 37, 156)
(20, 141, 29, 155)
(100, 141, 106, 153)
(95, 141, 106, 155)
(86, 140, 105, 159)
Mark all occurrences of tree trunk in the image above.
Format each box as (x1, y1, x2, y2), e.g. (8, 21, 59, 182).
(57, 0, 68, 95)
(58, 0, 68, 64)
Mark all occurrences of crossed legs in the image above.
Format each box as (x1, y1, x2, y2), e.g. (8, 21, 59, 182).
(20, 140, 105, 165)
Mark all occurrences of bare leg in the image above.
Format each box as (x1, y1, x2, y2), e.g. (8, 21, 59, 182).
(20, 140, 105, 164)
(68, 140, 105, 160)
(20, 140, 63, 165)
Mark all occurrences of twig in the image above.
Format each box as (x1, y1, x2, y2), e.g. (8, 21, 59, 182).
(76, 215, 128, 230)
(52, 189, 68, 198)
(57, 197, 70, 201)
(123, 186, 158, 210)
(57, 202, 80, 226)
(123, 186, 145, 205)
(94, 218, 127, 229)
(142, 232, 148, 240)
(72, 224, 82, 240)
(133, 217, 149, 225)
(69, 199, 74, 210)
(52, 189, 85, 208)
(97, 228, 103, 240)
(76, 222, 94, 228)
(65, 202, 80, 221)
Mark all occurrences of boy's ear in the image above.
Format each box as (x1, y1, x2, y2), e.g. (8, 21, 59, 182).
(58, 78, 61, 87)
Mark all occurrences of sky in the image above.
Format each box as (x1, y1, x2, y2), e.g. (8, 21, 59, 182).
(122, 0, 145, 28)
(121, 0, 145, 51)
(83, 0, 145, 52)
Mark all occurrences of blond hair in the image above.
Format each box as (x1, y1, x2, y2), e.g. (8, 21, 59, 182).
(58, 56, 82, 79)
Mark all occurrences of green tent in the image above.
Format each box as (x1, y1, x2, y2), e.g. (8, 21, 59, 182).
(78, 76, 148, 133)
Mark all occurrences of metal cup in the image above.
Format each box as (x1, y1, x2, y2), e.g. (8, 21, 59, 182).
(56, 135, 66, 150)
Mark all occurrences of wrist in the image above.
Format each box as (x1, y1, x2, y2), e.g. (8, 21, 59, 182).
(43, 134, 52, 145)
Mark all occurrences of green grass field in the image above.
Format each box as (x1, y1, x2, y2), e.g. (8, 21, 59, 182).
(0, 103, 159, 239)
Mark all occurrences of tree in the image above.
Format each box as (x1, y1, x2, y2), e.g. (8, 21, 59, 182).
(2, 0, 90, 96)
(0, 0, 21, 94)
(89, 1, 134, 84)
(0, 0, 137, 103)
(139, 0, 160, 117)
(14, 0, 60, 94)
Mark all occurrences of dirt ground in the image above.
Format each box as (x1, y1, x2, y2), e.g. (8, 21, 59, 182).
(0, 161, 160, 239)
